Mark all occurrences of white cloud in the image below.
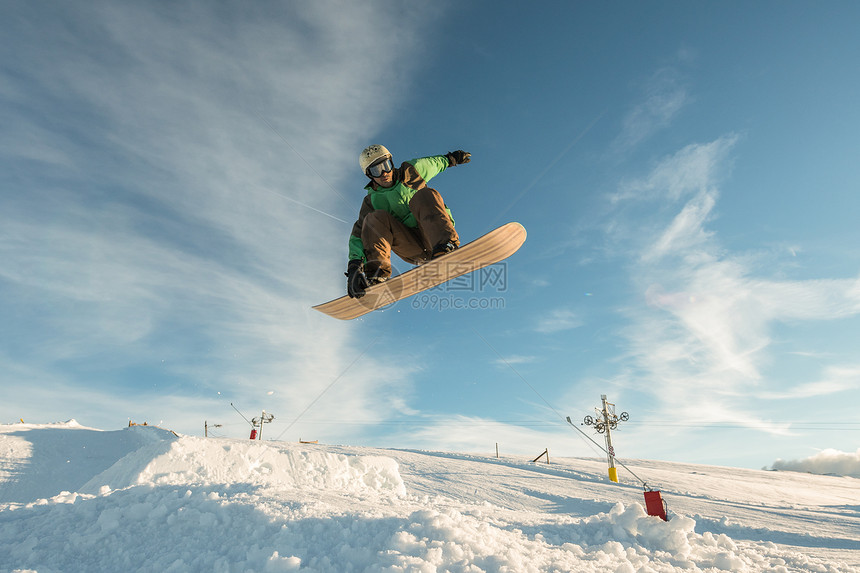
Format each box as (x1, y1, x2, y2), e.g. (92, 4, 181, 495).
(771, 448, 860, 478)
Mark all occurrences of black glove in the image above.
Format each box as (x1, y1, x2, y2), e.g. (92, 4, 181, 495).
(345, 259, 369, 298)
(446, 150, 471, 166)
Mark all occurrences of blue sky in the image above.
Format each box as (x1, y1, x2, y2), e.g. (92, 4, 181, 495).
(3, 1, 859, 469)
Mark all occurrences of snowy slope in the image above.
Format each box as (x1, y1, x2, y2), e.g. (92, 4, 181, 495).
(1, 422, 857, 572)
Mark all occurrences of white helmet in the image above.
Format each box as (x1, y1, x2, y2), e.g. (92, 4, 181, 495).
(359, 144, 392, 174)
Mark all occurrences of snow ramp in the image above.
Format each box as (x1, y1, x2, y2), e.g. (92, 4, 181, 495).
(81, 433, 406, 497)
(0, 422, 405, 504)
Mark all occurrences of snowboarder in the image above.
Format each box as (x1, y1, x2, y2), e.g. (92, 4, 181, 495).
(346, 144, 471, 298)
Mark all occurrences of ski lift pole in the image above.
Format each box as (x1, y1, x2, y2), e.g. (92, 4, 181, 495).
(567, 398, 669, 520)
(566, 414, 644, 488)
(252, 410, 275, 441)
(601, 395, 619, 482)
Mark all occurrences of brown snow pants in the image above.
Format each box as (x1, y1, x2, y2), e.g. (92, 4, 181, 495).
(361, 187, 458, 279)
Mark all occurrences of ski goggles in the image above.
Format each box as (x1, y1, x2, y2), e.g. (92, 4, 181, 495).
(366, 157, 394, 178)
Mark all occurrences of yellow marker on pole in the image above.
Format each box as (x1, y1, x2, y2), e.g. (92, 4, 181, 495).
(608, 467, 619, 483)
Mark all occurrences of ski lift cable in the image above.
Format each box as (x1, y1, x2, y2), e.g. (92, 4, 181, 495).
(273, 335, 381, 441)
(256, 417, 860, 429)
(488, 110, 606, 231)
(230, 402, 255, 428)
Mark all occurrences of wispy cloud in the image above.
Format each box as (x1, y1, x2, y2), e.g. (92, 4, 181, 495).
(613, 67, 691, 152)
(493, 355, 538, 366)
(605, 135, 860, 430)
(643, 191, 716, 262)
(534, 309, 584, 334)
(757, 365, 860, 400)
(612, 135, 738, 204)
(0, 2, 439, 436)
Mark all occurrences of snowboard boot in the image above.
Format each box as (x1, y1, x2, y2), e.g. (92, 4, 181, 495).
(363, 260, 391, 284)
(431, 239, 459, 259)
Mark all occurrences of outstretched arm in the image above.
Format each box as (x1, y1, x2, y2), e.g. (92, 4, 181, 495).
(406, 151, 472, 187)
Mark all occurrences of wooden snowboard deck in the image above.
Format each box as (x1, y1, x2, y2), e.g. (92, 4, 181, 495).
(313, 222, 526, 320)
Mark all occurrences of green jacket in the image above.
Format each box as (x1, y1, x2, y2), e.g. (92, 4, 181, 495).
(348, 155, 455, 261)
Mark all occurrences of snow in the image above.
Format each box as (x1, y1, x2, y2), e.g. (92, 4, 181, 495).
(1, 422, 858, 572)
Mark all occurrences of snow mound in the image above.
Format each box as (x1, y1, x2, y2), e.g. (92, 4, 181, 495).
(381, 503, 819, 573)
(82, 436, 406, 497)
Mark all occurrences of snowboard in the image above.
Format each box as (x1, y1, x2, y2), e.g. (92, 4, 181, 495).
(313, 222, 527, 320)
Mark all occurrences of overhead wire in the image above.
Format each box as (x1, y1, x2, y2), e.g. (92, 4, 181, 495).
(488, 110, 605, 230)
(263, 419, 859, 430)
(273, 335, 381, 441)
